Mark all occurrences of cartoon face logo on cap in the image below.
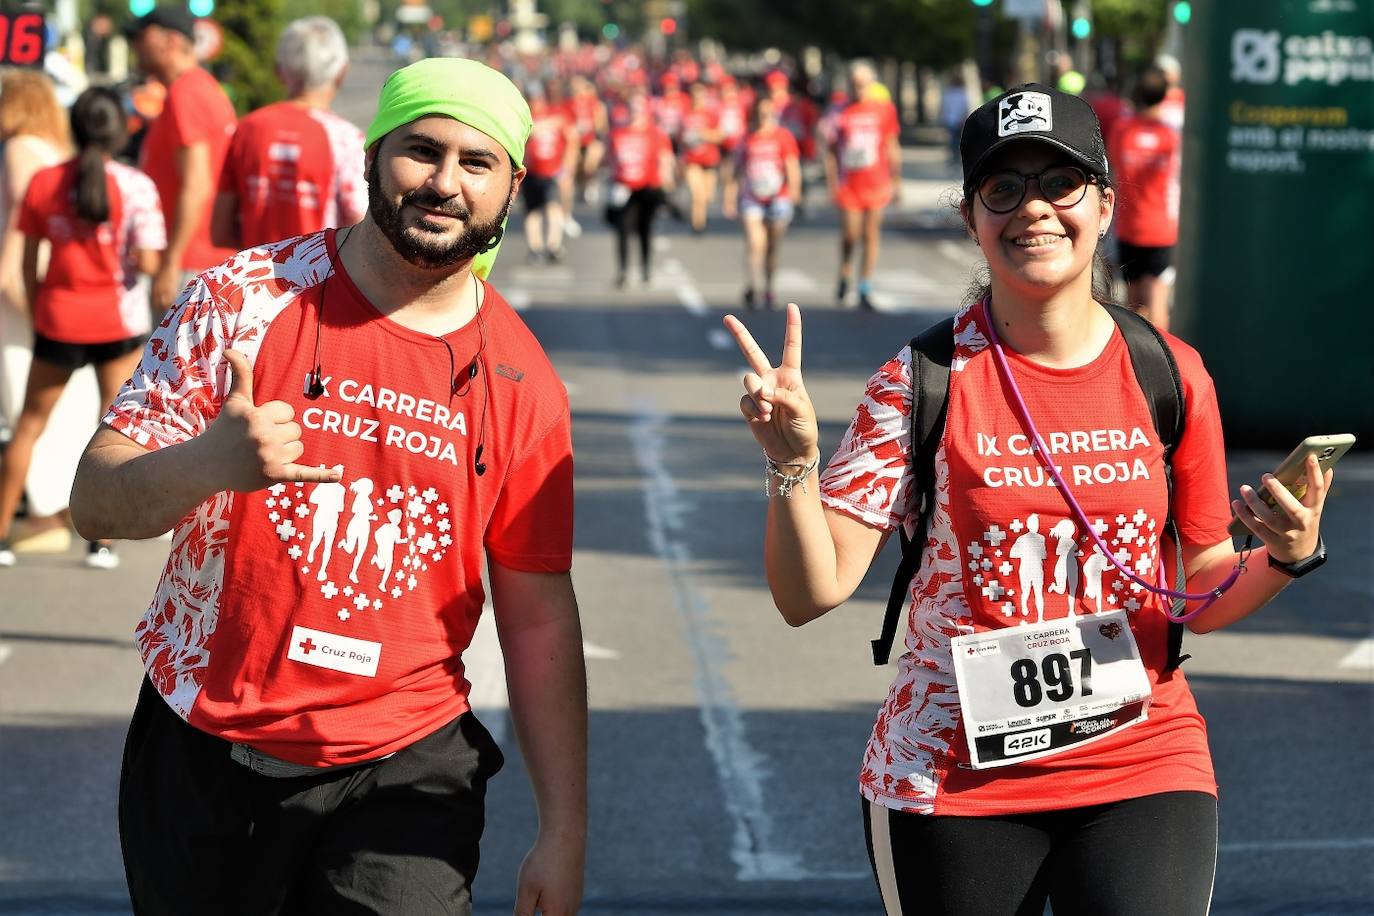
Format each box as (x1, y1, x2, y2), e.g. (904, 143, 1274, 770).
(998, 91, 1053, 137)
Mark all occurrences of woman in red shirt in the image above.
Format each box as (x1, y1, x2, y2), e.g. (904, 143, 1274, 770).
(604, 91, 674, 288)
(679, 82, 721, 234)
(722, 84, 1334, 915)
(0, 88, 166, 569)
(723, 96, 801, 311)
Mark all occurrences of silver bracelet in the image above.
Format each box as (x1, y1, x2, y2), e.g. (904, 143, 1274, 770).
(764, 451, 819, 498)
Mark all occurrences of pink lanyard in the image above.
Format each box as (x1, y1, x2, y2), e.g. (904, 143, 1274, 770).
(981, 297, 1246, 623)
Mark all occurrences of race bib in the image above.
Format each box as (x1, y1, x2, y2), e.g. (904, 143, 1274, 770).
(841, 130, 879, 171)
(747, 162, 784, 200)
(950, 611, 1151, 769)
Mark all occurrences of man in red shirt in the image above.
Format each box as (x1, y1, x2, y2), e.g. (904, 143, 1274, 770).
(825, 61, 901, 310)
(522, 88, 578, 261)
(126, 7, 236, 314)
(1108, 67, 1179, 330)
(71, 58, 585, 915)
(212, 15, 366, 251)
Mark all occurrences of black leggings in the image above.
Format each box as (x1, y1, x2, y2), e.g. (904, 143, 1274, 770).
(862, 791, 1217, 916)
(610, 187, 663, 278)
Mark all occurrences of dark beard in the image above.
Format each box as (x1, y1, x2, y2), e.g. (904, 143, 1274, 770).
(366, 158, 512, 270)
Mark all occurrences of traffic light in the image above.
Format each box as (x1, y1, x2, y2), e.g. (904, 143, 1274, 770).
(1071, 16, 1091, 40)
(188, 0, 214, 15)
(1172, 1, 1192, 24)
(129, 0, 154, 15)
(601, 22, 619, 40)
(972, 0, 993, 6)
(659, 17, 677, 35)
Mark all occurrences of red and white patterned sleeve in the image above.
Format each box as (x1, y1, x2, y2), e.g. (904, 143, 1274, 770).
(121, 166, 167, 252)
(104, 276, 232, 450)
(818, 347, 916, 530)
(317, 110, 367, 225)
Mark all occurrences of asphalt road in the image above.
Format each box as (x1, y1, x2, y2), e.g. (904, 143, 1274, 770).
(0, 48, 1370, 916)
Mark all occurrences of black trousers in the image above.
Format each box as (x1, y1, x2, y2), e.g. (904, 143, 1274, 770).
(119, 678, 504, 915)
(608, 187, 664, 278)
(862, 791, 1218, 916)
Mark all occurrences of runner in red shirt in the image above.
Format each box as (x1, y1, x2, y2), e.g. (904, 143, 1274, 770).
(1109, 67, 1179, 331)
(826, 62, 901, 310)
(0, 88, 165, 571)
(212, 16, 366, 250)
(126, 7, 236, 313)
(567, 75, 608, 204)
(652, 71, 690, 149)
(679, 82, 722, 233)
(722, 83, 1335, 916)
(71, 58, 586, 915)
(723, 96, 800, 311)
(605, 92, 675, 286)
(522, 89, 578, 262)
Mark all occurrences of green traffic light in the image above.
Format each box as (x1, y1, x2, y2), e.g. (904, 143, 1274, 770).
(602, 22, 620, 40)
(1173, 1, 1192, 24)
(189, 0, 214, 15)
(1071, 17, 1091, 40)
(972, 0, 994, 6)
(129, 0, 154, 14)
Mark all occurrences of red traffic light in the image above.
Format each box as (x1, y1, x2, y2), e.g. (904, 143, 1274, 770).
(659, 17, 677, 35)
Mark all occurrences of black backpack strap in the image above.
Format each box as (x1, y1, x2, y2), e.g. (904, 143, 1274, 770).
(1104, 305, 1190, 668)
(872, 316, 955, 666)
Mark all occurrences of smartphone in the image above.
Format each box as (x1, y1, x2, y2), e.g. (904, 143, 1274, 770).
(1228, 434, 1357, 537)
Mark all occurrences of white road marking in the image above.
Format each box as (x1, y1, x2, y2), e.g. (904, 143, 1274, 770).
(0, 644, 11, 666)
(662, 258, 708, 315)
(1221, 837, 1374, 853)
(465, 608, 509, 745)
(505, 289, 531, 311)
(772, 268, 819, 293)
(1337, 638, 1374, 669)
(582, 640, 621, 660)
(632, 399, 858, 882)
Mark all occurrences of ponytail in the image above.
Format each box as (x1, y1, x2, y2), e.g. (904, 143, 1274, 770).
(69, 87, 127, 225)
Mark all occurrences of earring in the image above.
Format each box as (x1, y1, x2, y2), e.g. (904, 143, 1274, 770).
(479, 225, 504, 254)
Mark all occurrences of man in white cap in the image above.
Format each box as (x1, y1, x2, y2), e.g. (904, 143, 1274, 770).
(71, 58, 585, 915)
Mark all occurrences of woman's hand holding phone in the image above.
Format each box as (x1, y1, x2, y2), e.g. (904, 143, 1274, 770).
(1231, 454, 1332, 565)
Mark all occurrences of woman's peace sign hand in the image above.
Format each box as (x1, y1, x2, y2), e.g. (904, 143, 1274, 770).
(723, 303, 819, 465)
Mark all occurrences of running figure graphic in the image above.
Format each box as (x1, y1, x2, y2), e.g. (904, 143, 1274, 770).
(1008, 513, 1047, 621)
(306, 468, 346, 581)
(1046, 518, 1082, 616)
(338, 477, 375, 584)
(371, 508, 408, 590)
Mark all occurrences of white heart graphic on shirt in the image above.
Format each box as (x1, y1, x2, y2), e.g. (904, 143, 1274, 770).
(267, 474, 453, 623)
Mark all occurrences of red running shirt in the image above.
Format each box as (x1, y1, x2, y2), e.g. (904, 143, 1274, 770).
(819, 304, 1232, 816)
(139, 67, 237, 271)
(525, 105, 572, 179)
(1109, 115, 1180, 247)
(735, 126, 799, 203)
(832, 99, 899, 209)
(679, 109, 721, 167)
(608, 125, 672, 190)
(18, 159, 166, 343)
(104, 231, 574, 766)
(218, 102, 367, 248)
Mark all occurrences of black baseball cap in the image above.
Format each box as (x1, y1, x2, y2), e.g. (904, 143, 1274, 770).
(125, 6, 197, 41)
(959, 83, 1108, 191)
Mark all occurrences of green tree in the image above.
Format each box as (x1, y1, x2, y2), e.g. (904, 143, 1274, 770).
(212, 0, 287, 113)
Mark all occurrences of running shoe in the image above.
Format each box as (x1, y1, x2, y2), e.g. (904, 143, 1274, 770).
(859, 291, 876, 312)
(0, 541, 14, 568)
(546, 248, 564, 264)
(85, 540, 120, 570)
(564, 217, 582, 238)
(743, 288, 757, 311)
(836, 277, 848, 306)
(764, 291, 778, 311)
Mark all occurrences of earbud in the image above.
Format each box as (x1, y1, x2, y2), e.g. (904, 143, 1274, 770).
(473, 444, 486, 476)
(304, 371, 325, 398)
(468, 359, 479, 379)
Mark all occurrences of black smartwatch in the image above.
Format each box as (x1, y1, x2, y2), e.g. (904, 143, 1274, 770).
(1268, 536, 1327, 579)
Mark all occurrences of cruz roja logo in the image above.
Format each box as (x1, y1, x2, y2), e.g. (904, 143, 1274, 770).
(1233, 29, 1282, 83)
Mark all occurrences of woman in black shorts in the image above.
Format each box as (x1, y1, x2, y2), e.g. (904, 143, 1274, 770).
(0, 88, 165, 568)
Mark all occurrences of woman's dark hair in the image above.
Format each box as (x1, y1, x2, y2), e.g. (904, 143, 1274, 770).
(69, 87, 127, 224)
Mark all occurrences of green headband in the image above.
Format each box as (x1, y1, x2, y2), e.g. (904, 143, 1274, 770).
(366, 58, 531, 280)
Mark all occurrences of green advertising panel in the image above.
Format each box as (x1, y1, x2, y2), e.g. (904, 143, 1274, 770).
(1175, 1, 1374, 446)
